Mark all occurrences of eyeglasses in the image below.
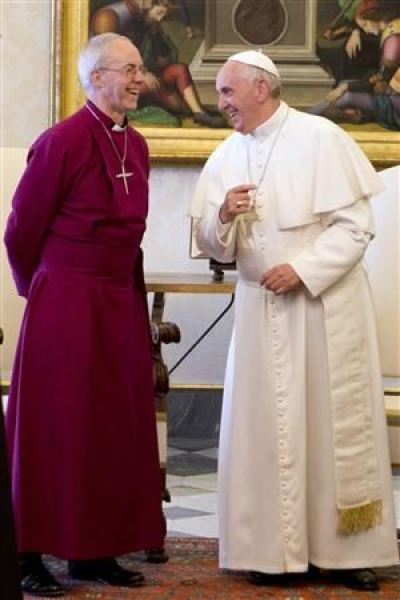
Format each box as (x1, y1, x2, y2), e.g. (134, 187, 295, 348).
(97, 64, 147, 78)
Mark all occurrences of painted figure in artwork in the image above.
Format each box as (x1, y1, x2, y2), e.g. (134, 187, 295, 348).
(317, 0, 381, 85)
(91, 0, 226, 127)
(311, 0, 400, 130)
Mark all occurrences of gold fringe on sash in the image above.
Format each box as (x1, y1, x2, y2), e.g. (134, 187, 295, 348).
(338, 500, 382, 534)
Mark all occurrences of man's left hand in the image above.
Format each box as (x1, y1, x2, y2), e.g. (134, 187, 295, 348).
(345, 29, 361, 59)
(325, 81, 348, 104)
(260, 264, 302, 295)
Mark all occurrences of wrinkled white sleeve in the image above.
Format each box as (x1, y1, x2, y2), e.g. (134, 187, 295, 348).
(190, 152, 239, 263)
(289, 198, 374, 298)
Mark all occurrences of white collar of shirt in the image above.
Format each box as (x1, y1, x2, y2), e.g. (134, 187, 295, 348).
(249, 101, 289, 142)
(112, 123, 126, 132)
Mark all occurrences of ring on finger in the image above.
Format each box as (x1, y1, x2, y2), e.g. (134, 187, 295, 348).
(237, 201, 243, 208)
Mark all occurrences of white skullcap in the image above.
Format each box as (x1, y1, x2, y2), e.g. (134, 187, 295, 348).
(227, 50, 280, 79)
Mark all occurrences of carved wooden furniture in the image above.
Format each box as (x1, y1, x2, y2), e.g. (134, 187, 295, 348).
(146, 271, 237, 482)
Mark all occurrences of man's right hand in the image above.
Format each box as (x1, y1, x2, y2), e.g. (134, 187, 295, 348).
(144, 72, 161, 92)
(219, 184, 257, 224)
(345, 28, 361, 59)
(325, 81, 349, 104)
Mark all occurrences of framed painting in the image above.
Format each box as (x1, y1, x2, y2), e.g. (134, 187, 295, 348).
(57, 0, 399, 166)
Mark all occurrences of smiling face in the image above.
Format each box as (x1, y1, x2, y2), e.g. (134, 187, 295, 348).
(91, 38, 145, 123)
(148, 4, 169, 21)
(216, 61, 271, 134)
(355, 15, 381, 35)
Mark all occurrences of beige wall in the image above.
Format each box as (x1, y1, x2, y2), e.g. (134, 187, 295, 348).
(1, 1, 53, 148)
(1, 1, 53, 381)
(365, 167, 400, 378)
(1, 149, 29, 381)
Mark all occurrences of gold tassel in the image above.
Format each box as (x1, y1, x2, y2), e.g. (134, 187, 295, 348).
(338, 500, 382, 534)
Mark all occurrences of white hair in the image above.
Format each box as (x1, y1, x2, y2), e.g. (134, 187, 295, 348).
(241, 64, 281, 98)
(78, 33, 130, 91)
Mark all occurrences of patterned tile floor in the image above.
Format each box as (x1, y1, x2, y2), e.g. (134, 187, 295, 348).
(165, 446, 400, 539)
(165, 447, 218, 538)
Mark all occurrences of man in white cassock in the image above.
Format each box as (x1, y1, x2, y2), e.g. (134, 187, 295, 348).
(189, 50, 399, 591)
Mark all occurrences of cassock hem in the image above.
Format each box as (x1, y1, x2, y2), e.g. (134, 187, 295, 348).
(18, 536, 165, 561)
(219, 560, 309, 574)
(309, 556, 400, 570)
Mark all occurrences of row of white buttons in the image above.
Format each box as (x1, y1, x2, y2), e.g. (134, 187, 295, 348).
(269, 295, 291, 545)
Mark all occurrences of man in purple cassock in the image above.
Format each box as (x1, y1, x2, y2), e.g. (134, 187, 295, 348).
(4, 33, 165, 597)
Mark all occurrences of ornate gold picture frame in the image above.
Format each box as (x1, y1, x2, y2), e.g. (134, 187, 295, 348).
(57, 0, 399, 167)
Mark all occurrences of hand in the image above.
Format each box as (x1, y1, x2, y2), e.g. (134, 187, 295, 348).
(323, 27, 334, 40)
(345, 29, 361, 59)
(325, 82, 348, 104)
(373, 80, 388, 93)
(260, 264, 302, 295)
(370, 73, 387, 93)
(148, 5, 168, 21)
(219, 184, 257, 224)
(144, 71, 161, 92)
(323, 25, 351, 41)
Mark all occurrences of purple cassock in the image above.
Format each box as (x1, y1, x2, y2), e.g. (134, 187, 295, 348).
(4, 100, 164, 559)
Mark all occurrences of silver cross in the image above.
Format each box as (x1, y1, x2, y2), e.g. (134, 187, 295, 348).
(116, 165, 134, 194)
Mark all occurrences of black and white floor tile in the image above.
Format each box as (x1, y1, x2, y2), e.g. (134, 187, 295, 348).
(165, 447, 218, 538)
(164, 446, 400, 539)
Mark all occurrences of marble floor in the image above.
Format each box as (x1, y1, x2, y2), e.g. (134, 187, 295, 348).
(165, 446, 218, 538)
(165, 446, 400, 539)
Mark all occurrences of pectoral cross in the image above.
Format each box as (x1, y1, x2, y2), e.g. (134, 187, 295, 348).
(116, 165, 134, 195)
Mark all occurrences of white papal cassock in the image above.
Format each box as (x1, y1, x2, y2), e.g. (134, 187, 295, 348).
(190, 102, 399, 573)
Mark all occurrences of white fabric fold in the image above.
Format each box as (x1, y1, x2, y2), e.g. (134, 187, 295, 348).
(190, 105, 383, 232)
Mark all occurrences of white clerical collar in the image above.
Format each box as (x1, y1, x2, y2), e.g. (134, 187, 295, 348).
(112, 122, 127, 132)
(250, 101, 289, 141)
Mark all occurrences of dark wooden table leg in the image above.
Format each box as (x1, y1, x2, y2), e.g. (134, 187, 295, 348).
(146, 293, 180, 563)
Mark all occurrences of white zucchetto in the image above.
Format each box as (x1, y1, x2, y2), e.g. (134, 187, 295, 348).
(227, 50, 280, 79)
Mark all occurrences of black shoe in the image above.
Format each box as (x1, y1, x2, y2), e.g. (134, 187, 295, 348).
(145, 547, 169, 563)
(248, 571, 272, 585)
(68, 558, 145, 587)
(21, 564, 65, 597)
(193, 112, 226, 128)
(248, 570, 304, 586)
(331, 568, 379, 591)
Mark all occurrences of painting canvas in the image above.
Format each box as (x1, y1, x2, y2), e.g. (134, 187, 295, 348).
(89, 0, 228, 128)
(58, 0, 400, 164)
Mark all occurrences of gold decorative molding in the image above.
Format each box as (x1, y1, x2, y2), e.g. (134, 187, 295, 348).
(58, 0, 88, 121)
(135, 125, 400, 168)
(345, 130, 400, 171)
